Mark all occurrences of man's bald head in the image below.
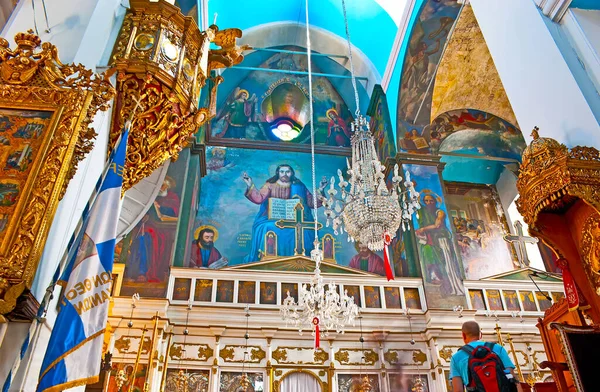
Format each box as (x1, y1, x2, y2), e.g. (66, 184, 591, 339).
(462, 321, 481, 342)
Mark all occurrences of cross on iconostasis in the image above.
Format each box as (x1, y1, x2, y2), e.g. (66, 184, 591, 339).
(275, 202, 322, 256)
(503, 220, 539, 267)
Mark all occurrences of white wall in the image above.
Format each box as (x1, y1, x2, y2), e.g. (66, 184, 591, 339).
(470, 0, 600, 149)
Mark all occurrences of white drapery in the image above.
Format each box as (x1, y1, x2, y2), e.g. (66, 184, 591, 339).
(279, 371, 321, 392)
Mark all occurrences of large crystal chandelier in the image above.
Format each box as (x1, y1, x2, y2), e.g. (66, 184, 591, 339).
(322, 0, 421, 262)
(280, 0, 359, 348)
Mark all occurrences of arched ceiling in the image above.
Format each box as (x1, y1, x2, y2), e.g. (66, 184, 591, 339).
(177, 0, 409, 80)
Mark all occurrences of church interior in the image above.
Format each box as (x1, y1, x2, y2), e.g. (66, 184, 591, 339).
(0, 0, 599, 391)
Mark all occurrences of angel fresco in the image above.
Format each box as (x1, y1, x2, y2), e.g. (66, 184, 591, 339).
(213, 87, 259, 139)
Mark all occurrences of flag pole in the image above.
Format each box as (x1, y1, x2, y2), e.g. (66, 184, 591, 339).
(129, 326, 147, 392)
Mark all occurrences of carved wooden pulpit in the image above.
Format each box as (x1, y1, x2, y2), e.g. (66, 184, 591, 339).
(516, 127, 600, 392)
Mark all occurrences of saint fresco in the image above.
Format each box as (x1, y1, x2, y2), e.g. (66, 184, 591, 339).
(404, 163, 466, 308)
(118, 152, 188, 298)
(209, 47, 354, 146)
(445, 183, 517, 280)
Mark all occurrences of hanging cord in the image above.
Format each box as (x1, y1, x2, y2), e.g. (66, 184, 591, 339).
(340, 0, 360, 116)
(304, 0, 320, 242)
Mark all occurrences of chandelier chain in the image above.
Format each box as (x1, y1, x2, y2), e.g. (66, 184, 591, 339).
(341, 0, 360, 116)
(304, 0, 319, 241)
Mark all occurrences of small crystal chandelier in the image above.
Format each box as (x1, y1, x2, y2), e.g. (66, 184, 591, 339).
(323, 0, 421, 262)
(280, 0, 359, 347)
(281, 245, 359, 347)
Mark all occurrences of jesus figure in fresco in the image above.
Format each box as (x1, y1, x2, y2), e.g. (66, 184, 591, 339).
(242, 164, 327, 262)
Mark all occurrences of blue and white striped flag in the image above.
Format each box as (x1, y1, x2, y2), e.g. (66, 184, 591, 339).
(37, 126, 129, 392)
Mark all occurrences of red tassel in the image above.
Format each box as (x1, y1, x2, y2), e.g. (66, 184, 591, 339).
(313, 317, 320, 349)
(383, 232, 394, 281)
(558, 259, 580, 312)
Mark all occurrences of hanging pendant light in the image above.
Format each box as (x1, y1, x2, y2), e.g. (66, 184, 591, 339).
(280, 0, 359, 347)
(322, 0, 421, 279)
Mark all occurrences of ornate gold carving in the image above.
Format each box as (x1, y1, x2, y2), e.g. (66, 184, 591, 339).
(275, 370, 283, 377)
(115, 335, 151, 354)
(438, 346, 458, 362)
(314, 349, 329, 364)
(334, 348, 378, 366)
(516, 128, 600, 230)
(198, 345, 214, 361)
(384, 349, 428, 366)
(334, 350, 349, 364)
(413, 350, 428, 365)
(108, 0, 245, 191)
(219, 346, 234, 361)
(580, 214, 600, 293)
(218, 345, 265, 363)
(272, 346, 328, 365)
(318, 370, 326, 377)
(251, 347, 266, 362)
(431, 6, 518, 127)
(272, 347, 288, 363)
(0, 31, 114, 315)
(384, 350, 398, 364)
(114, 336, 131, 353)
(169, 343, 212, 361)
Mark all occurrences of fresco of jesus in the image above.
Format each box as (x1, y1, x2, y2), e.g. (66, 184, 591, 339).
(242, 164, 327, 262)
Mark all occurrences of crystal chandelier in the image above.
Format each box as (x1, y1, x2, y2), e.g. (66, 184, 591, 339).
(281, 245, 359, 347)
(280, 0, 359, 347)
(322, 0, 421, 265)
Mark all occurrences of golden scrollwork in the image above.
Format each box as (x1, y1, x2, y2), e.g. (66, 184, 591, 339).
(334, 348, 379, 366)
(198, 345, 214, 360)
(438, 346, 458, 362)
(384, 349, 428, 366)
(334, 350, 349, 364)
(108, 0, 246, 191)
(218, 345, 266, 363)
(272, 347, 288, 363)
(580, 214, 600, 293)
(314, 349, 329, 364)
(219, 346, 234, 361)
(0, 30, 114, 316)
(516, 127, 600, 230)
(169, 342, 212, 361)
(272, 346, 328, 365)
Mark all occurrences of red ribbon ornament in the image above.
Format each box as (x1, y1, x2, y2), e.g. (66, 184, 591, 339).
(313, 317, 320, 349)
(557, 258, 581, 312)
(383, 232, 394, 281)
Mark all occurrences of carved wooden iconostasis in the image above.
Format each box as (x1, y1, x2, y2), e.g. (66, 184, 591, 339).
(0, 30, 114, 319)
(515, 129, 600, 392)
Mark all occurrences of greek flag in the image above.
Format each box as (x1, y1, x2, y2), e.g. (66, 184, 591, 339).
(37, 126, 128, 392)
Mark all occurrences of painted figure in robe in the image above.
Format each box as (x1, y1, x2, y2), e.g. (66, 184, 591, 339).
(349, 243, 385, 276)
(242, 164, 327, 262)
(415, 193, 464, 295)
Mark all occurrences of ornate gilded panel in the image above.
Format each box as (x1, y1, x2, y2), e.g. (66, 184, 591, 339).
(272, 346, 329, 365)
(383, 348, 428, 366)
(169, 342, 213, 362)
(114, 334, 151, 355)
(334, 348, 379, 366)
(219, 344, 265, 363)
(0, 30, 114, 315)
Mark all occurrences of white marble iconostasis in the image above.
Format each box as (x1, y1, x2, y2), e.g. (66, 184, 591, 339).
(104, 265, 563, 392)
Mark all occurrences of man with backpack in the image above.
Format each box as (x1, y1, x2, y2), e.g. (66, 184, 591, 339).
(449, 321, 523, 392)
